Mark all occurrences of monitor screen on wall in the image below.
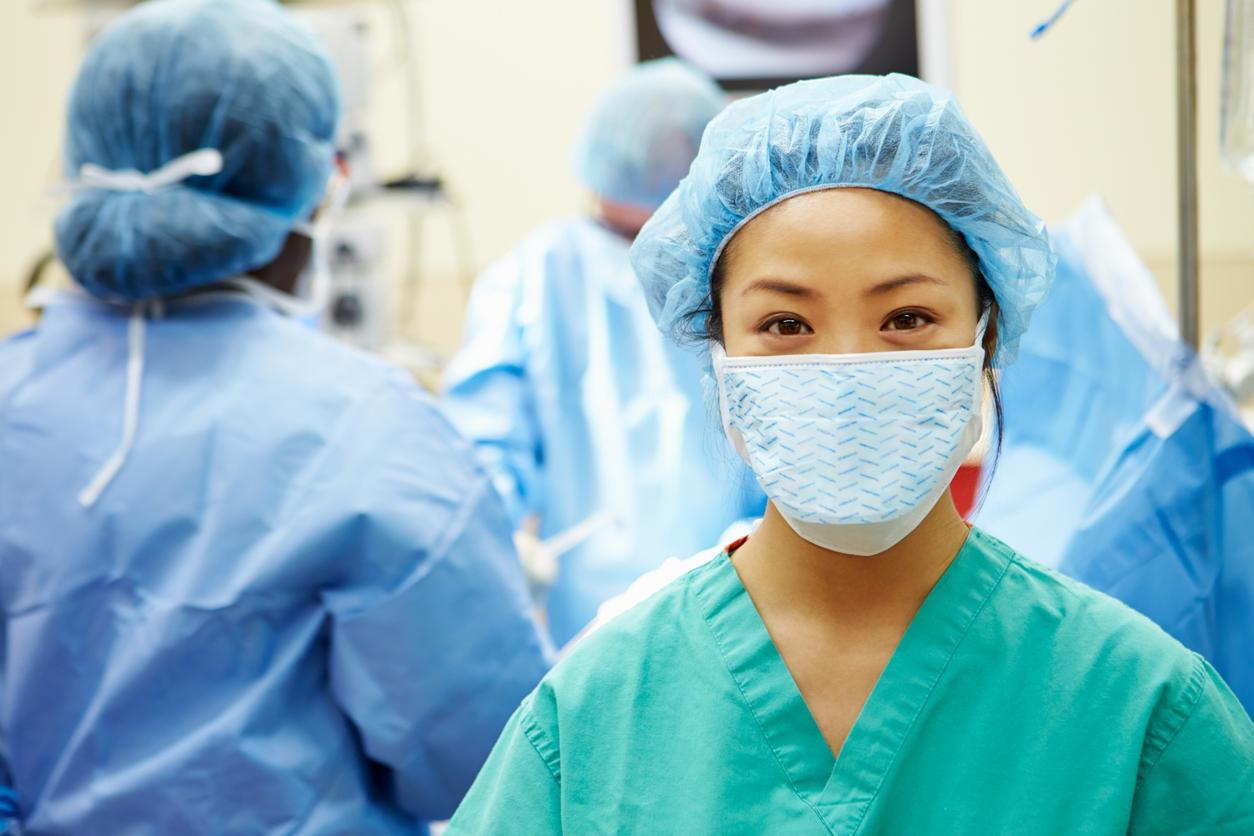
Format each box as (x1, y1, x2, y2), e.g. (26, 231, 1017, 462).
(635, 0, 919, 91)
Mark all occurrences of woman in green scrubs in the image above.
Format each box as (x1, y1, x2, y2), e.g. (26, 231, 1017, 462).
(449, 74, 1254, 835)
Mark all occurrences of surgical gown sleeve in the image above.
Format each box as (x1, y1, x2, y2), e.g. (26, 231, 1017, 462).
(447, 697, 562, 834)
(318, 375, 553, 822)
(441, 249, 542, 525)
(0, 335, 27, 831)
(1129, 656, 1254, 834)
(0, 620, 14, 829)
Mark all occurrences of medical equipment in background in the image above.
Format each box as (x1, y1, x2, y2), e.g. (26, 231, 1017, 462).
(295, 2, 478, 364)
(1215, 1, 1254, 416)
(975, 198, 1254, 711)
(1032, 0, 1204, 350)
(631, 0, 963, 89)
(35, 0, 475, 368)
(1034, 0, 1254, 421)
(1177, 0, 1201, 350)
(646, 0, 901, 81)
(513, 511, 623, 601)
(322, 217, 390, 349)
(1222, 0, 1254, 182)
(1205, 306, 1254, 413)
(974, 198, 1182, 569)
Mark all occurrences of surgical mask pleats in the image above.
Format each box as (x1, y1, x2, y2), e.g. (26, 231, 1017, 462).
(712, 331, 986, 555)
(721, 357, 979, 526)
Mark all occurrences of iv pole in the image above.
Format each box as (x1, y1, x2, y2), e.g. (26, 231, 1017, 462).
(1176, 0, 1200, 349)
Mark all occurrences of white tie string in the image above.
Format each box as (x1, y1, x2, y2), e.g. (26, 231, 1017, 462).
(78, 299, 164, 508)
(61, 148, 223, 195)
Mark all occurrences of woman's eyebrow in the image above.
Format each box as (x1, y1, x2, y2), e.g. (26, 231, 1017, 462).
(739, 278, 821, 299)
(865, 274, 947, 296)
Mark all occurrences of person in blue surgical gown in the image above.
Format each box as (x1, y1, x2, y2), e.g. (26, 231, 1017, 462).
(974, 198, 1172, 568)
(442, 59, 765, 645)
(978, 198, 1254, 710)
(0, 2, 551, 832)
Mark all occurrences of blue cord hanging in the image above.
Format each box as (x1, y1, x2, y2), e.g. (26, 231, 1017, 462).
(1031, 0, 1079, 39)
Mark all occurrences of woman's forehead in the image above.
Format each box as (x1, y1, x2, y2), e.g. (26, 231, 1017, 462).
(736, 187, 954, 244)
(722, 189, 973, 289)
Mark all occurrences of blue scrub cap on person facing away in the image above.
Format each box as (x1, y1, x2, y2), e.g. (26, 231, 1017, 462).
(55, 0, 341, 302)
(629, 73, 1055, 366)
(573, 58, 726, 212)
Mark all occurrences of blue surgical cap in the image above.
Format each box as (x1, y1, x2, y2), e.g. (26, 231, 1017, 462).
(573, 58, 725, 211)
(55, 0, 341, 302)
(629, 73, 1055, 365)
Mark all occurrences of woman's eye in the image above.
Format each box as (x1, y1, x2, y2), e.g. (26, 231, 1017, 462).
(886, 311, 929, 331)
(765, 318, 812, 337)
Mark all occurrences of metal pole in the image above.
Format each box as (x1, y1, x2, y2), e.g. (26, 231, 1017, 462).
(1176, 0, 1201, 349)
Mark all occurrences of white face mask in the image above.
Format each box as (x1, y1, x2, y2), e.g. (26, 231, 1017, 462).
(713, 315, 987, 555)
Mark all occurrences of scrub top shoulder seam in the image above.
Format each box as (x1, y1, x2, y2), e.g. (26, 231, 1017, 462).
(688, 552, 837, 835)
(1134, 652, 1209, 791)
(518, 704, 562, 784)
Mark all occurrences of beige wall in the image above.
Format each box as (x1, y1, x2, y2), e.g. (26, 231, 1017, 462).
(949, 0, 1253, 344)
(1, 0, 1250, 350)
(0, 2, 81, 336)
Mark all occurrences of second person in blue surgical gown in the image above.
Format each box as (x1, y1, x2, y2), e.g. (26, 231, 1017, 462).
(442, 59, 765, 644)
(0, 2, 550, 832)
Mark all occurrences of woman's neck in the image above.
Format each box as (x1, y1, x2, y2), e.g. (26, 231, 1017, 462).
(731, 492, 972, 629)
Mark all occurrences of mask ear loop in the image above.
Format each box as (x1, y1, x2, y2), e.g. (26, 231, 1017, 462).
(709, 341, 753, 463)
(969, 306, 996, 467)
(974, 306, 992, 348)
(708, 341, 732, 431)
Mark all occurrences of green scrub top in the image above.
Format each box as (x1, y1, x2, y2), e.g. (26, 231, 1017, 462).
(450, 529, 1253, 834)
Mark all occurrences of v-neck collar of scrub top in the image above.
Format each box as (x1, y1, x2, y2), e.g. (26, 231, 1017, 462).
(693, 527, 1013, 834)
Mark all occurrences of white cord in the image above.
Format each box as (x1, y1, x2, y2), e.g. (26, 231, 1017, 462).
(55, 148, 223, 196)
(78, 301, 162, 508)
(542, 511, 620, 560)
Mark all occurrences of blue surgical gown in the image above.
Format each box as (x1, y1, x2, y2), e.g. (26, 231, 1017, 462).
(976, 198, 1254, 711)
(975, 198, 1170, 566)
(1058, 362, 1254, 711)
(0, 291, 552, 833)
(441, 218, 764, 644)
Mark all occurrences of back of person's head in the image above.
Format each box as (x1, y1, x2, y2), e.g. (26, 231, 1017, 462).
(56, 0, 342, 302)
(573, 58, 725, 213)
